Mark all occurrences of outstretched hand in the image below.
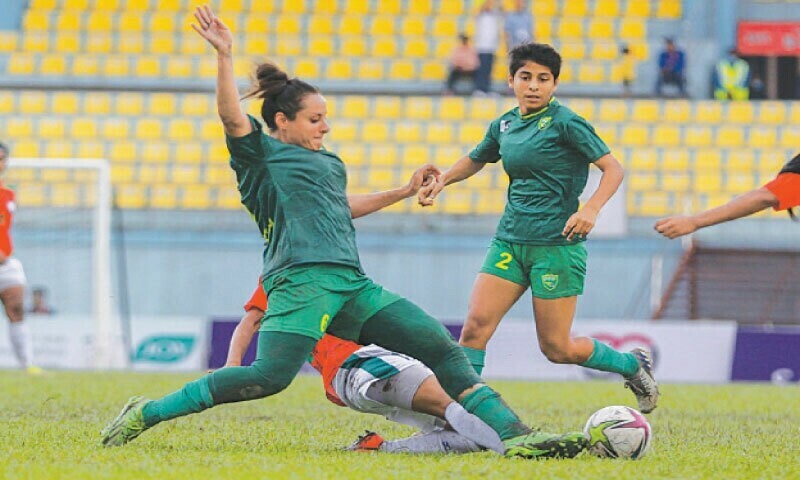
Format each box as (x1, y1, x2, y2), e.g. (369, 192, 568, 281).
(654, 216, 698, 239)
(191, 5, 233, 53)
(405, 164, 441, 198)
(417, 176, 445, 207)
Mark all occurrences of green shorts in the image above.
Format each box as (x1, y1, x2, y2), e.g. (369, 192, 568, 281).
(261, 264, 402, 341)
(479, 238, 587, 299)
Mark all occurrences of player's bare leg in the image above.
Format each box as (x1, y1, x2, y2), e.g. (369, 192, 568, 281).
(1, 285, 38, 373)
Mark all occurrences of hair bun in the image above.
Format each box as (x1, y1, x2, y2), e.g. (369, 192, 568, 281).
(250, 63, 290, 100)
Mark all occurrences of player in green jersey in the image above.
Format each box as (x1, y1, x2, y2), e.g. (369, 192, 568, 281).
(419, 43, 659, 413)
(99, 7, 588, 459)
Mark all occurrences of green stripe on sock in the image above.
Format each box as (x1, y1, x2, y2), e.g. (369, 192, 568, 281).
(581, 338, 639, 377)
(461, 346, 486, 376)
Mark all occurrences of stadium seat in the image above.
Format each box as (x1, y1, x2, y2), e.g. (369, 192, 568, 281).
(19, 91, 48, 114)
(779, 126, 800, 148)
(369, 144, 399, 167)
(657, 0, 682, 18)
(716, 126, 745, 147)
(631, 101, 660, 123)
(692, 172, 722, 193)
(662, 100, 691, 122)
(562, 0, 590, 16)
(44, 141, 73, 158)
(69, 117, 99, 140)
(171, 165, 201, 184)
(628, 172, 658, 191)
(458, 122, 485, 144)
(357, 59, 385, 80)
(557, 18, 584, 38)
(339, 16, 364, 35)
(625, 1, 651, 17)
(389, 60, 416, 80)
(403, 39, 428, 58)
(757, 102, 786, 124)
(620, 125, 650, 146)
(693, 148, 723, 169)
(560, 43, 586, 60)
(362, 122, 390, 142)
(727, 102, 755, 123)
(326, 58, 353, 80)
(400, 16, 426, 36)
(594, 0, 620, 16)
(371, 38, 397, 58)
(149, 184, 178, 209)
(565, 98, 595, 119)
(587, 19, 614, 40)
(629, 148, 658, 170)
(394, 122, 422, 143)
(181, 185, 213, 209)
(370, 15, 396, 36)
(684, 126, 713, 147)
(597, 99, 628, 122)
(102, 118, 130, 140)
(694, 101, 723, 123)
(747, 127, 777, 149)
(725, 150, 757, 173)
(724, 173, 756, 194)
(661, 173, 690, 192)
(404, 97, 434, 120)
(374, 97, 402, 119)
(7, 54, 36, 75)
(661, 148, 690, 171)
(441, 190, 474, 215)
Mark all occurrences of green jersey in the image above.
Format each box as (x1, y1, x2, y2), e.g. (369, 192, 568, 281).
(469, 99, 610, 245)
(226, 115, 361, 277)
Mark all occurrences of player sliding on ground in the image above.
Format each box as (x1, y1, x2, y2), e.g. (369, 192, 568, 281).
(227, 280, 502, 454)
(100, 6, 587, 459)
(655, 152, 800, 238)
(417, 43, 659, 413)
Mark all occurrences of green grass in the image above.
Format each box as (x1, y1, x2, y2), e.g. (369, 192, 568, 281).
(1, 371, 797, 479)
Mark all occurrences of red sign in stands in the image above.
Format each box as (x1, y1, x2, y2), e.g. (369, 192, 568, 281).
(738, 21, 800, 55)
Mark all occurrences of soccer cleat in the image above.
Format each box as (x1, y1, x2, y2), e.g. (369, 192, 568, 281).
(345, 430, 384, 452)
(100, 396, 150, 447)
(503, 430, 588, 459)
(624, 347, 660, 413)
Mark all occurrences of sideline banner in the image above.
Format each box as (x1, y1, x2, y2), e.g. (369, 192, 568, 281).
(737, 21, 800, 55)
(731, 326, 800, 382)
(481, 320, 737, 383)
(0, 315, 207, 371)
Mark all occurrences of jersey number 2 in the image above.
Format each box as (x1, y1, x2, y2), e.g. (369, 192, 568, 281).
(495, 252, 513, 270)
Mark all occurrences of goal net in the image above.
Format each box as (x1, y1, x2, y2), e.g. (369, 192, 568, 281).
(0, 157, 123, 369)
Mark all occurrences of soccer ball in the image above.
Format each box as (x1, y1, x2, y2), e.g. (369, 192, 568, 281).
(583, 405, 652, 459)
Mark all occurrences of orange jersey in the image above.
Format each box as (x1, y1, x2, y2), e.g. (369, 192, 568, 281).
(0, 185, 15, 257)
(764, 173, 800, 212)
(243, 278, 360, 406)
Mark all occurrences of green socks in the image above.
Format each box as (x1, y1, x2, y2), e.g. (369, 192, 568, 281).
(461, 345, 486, 376)
(142, 376, 214, 428)
(581, 338, 639, 377)
(460, 385, 531, 440)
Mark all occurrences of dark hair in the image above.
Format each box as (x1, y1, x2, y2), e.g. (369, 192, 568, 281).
(508, 43, 562, 79)
(243, 63, 319, 131)
(0, 142, 8, 155)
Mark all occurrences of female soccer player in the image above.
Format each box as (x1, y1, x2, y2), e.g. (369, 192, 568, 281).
(0, 143, 39, 374)
(655, 152, 800, 237)
(100, 7, 587, 459)
(227, 279, 503, 455)
(418, 43, 659, 413)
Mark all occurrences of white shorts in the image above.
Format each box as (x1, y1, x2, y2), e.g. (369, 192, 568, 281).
(0, 258, 26, 292)
(332, 344, 446, 433)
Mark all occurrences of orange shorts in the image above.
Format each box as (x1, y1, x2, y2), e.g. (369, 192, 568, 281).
(764, 173, 800, 211)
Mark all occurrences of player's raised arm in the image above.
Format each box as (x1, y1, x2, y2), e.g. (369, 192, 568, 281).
(348, 164, 440, 218)
(191, 5, 251, 137)
(417, 155, 485, 207)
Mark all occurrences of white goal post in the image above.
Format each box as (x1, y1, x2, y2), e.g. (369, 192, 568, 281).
(14, 157, 120, 369)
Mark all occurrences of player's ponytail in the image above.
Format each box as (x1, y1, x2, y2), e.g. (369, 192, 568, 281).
(244, 62, 318, 131)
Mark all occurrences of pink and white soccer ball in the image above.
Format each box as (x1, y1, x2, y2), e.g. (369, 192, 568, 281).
(583, 405, 652, 459)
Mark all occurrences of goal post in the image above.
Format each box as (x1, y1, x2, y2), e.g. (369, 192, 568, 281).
(12, 157, 122, 369)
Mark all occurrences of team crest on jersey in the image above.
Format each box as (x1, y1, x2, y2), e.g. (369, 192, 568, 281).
(500, 120, 511, 132)
(538, 116, 552, 130)
(541, 274, 559, 291)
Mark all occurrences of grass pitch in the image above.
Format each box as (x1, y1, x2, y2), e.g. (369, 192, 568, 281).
(1, 371, 797, 480)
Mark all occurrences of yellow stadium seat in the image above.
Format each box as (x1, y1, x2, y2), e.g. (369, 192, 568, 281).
(558, 18, 583, 38)
(118, 12, 143, 32)
(293, 58, 320, 78)
(597, 99, 628, 122)
(135, 56, 161, 77)
(652, 125, 681, 147)
(150, 34, 176, 54)
(369, 144, 398, 166)
(628, 173, 658, 191)
(79, 93, 112, 117)
(441, 190, 474, 215)
(94, 0, 120, 9)
(726, 150, 756, 172)
(242, 15, 268, 34)
(135, 119, 163, 141)
(117, 34, 145, 54)
(757, 102, 786, 124)
(746, 127, 776, 149)
(330, 120, 358, 142)
(275, 15, 302, 35)
(149, 12, 175, 32)
(560, 43, 586, 60)
(662, 100, 691, 122)
(779, 126, 800, 147)
(684, 126, 712, 147)
(112, 165, 135, 183)
(124, 0, 149, 10)
(458, 122, 485, 144)
(203, 166, 233, 185)
(69, 55, 99, 76)
(438, 97, 467, 120)
(630, 101, 660, 122)
(56, 11, 82, 31)
(54, 32, 82, 53)
(114, 92, 143, 115)
(69, 117, 99, 140)
(367, 167, 396, 189)
(340, 37, 367, 56)
(425, 123, 455, 144)
(140, 143, 170, 164)
(587, 19, 614, 40)
(407, 0, 432, 15)
(724, 173, 756, 194)
(0, 31, 17, 53)
(146, 93, 176, 116)
(22, 33, 49, 53)
(362, 122, 389, 142)
(23, 11, 49, 31)
(9, 142, 39, 159)
(39, 54, 67, 75)
(39, 119, 67, 140)
(307, 16, 334, 35)
(468, 98, 501, 121)
(357, 59, 384, 80)
(155, 0, 181, 10)
(432, 17, 458, 37)
(716, 126, 745, 147)
(661, 173, 690, 192)
(171, 165, 201, 184)
(389, 60, 416, 80)
(343, 0, 369, 14)
(19, 91, 47, 114)
(340, 96, 370, 119)
(727, 102, 754, 123)
(371, 38, 397, 57)
(657, 0, 682, 18)
(693, 148, 723, 169)
(102, 118, 130, 140)
(180, 185, 212, 209)
(694, 101, 722, 123)
(50, 92, 79, 115)
(332, 144, 363, 167)
(167, 119, 195, 141)
(661, 148, 690, 171)
(374, 97, 402, 118)
(174, 143, 204, 164)
(421, 60, 447, 81)
(562, 0, 589, 16)
(339, 16, 364, 35)
(149, 184, 178, 209)
(103, 56, 130, 77)
(533, 17, 552, 41)
(308, 35, 335, 57)
(86, 33, 112, 53)
(394, 121, 422, 143)
(400, 17, 426, 36)
(326, 58, 353, 80)
(107, 141, 136, 162)
(403, 39, 428, 58)
(87, 10, 113, 31)
(629, 148, 658, 170)
(439, 0, 464, 15)
(620, 125, 649, 146)
(619, 19, 646, 39)
(404, 97, 434, 120)
(370, 15, 396, 36)
(692, 171, 722, 193)
(180, 94, 211, 117)
(401, 144, 430, 165)
(626, 0, 651, 17)
(0, 92, 13, 114)
(594, 0, 620, 16)
(51, 183, 82, 207)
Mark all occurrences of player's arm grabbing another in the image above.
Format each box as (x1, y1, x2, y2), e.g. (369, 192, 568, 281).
(348, 164, 440, 219)
(224, 279, 266, 367)
(655, 153, 800, 238)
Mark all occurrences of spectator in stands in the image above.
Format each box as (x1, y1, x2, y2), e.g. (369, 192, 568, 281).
(620, 44, 635, 97)
(444, 34, 480, 95)
(28, 286, 54, 315)
(655, 153, 800, 238)
(474, 0, 503, 95)
(750, 74, 767, 100)
(713, 49, 750, 101)
(655, 37, 686, 97)
(504, 0, 532, 50)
